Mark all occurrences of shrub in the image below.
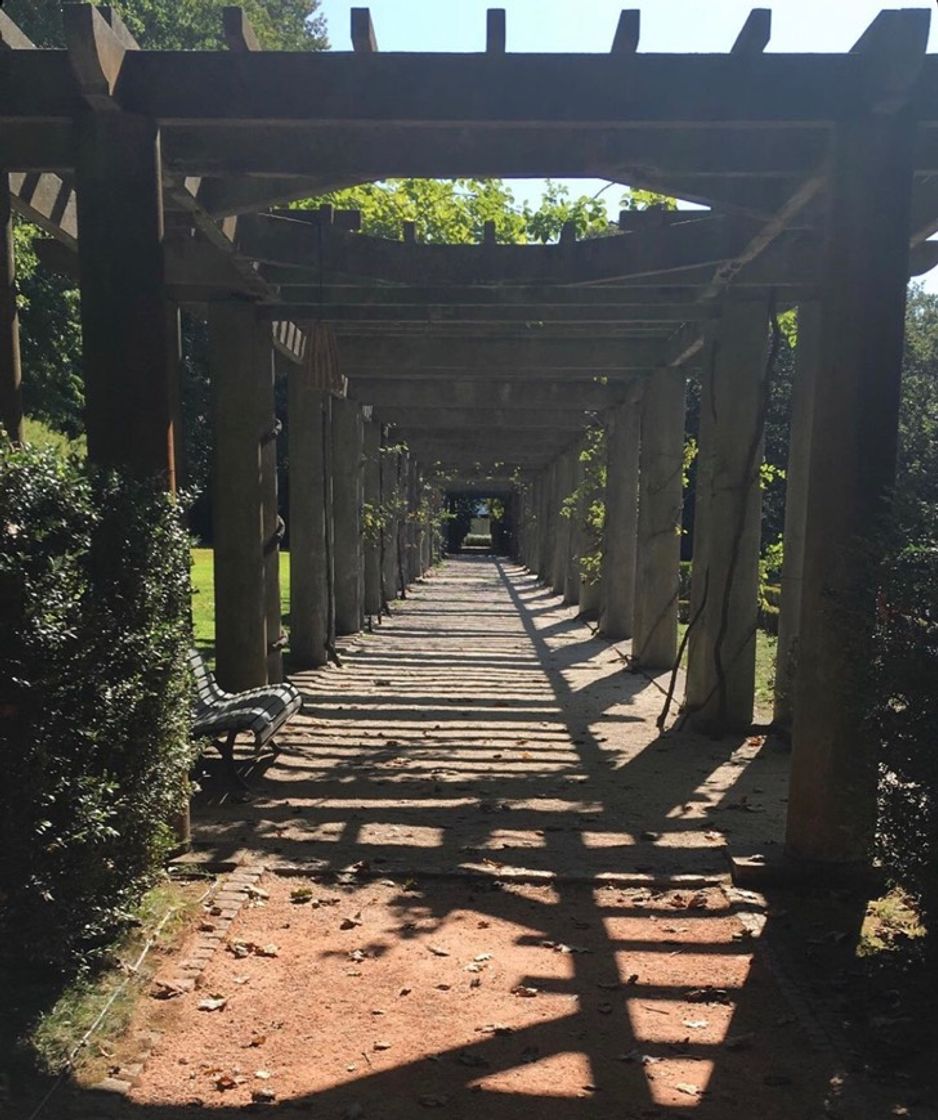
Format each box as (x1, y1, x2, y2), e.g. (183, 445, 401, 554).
(872, 543, 938, 960)
(0, 444, 192, 974)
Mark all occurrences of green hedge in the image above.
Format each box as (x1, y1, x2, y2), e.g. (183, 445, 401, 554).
(0, 445, 192, 973)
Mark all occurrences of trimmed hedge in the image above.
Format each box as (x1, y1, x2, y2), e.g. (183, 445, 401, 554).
(0, 444, 192, 973)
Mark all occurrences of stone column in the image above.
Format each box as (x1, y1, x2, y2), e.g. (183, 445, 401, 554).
(633, 369, 687, 670)
(363, 419, 383, 618)
(75, 112, 176, 483)
(332, 397, 364, 635)
(260, 351, 283, 683)
(685, 299, 770, 732)
(287, 372, 328, 669)
(787, 112, 917, 866)
(0, 176, 23, 445)
(600, 400, 641, 638)
(773, 303, 820, 726)
(209, 306, 267, 691)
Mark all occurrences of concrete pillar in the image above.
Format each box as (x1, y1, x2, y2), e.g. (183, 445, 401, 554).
(260, 355, 282, 684)
(332, 397, 364, 635)
(209, 306, 267, 691)
(787, 113, 916, 866)
(563, 449, 583, 605)
(363, 420, 383, 618)
(773, 303, 820, 727)
(633, 369, 687, 670)
(75, 111, 175, 484)
(685, 299, 770, 732)
(600, 400, 641, 638)
(405, 456, 418, 584)
(287, 374, 328, 669)
(0, 176, 23, 445)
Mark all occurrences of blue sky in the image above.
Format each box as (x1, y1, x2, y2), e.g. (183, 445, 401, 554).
(316, 1, 938, 289)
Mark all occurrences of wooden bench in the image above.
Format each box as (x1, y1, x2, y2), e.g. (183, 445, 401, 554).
(189, 649, 302, 786)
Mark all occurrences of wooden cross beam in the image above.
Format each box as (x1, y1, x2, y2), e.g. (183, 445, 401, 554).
(349, 378, 632, 411)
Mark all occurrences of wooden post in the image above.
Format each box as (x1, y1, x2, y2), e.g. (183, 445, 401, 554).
(787, 112, 917, 866)
(773, 302, 820, 726)
(600, 399, 641, 638)
(537, 467, 553, 583)
(685, 299, 769, 732)
(381, 436, 399, 603)
(0, 175, 23, 445)
(550, 453, 569, 595)
(563, 448, 582, 605)
(75, 111, 175, 485)
(287, 371, 328, 668)
(261, 349, 282, 683)
(332, 397, 364, 635)
(633, 368, 687, 670)
(209, 306, 267, 690)
(363, 418, 383, 617)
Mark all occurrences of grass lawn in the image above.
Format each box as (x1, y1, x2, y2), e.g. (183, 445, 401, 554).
(190, 547, 290, 665)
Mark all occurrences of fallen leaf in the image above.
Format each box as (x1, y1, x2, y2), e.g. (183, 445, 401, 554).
(511, 985, 539, 998)
(374, 1040, 392, 1051)
(427, 945, 450, 957)
(150, 981, 184, 1000)
(340, 913, 364, 931)
(198, 996, 227, 1012)
(290, 886, 314, 904)
(214, 1073, 237, 1091)
(251, 1087, 276, 1103)
(683, 1019, 708, 1030)
(254, 1070, 271, 1079)
(675, 1083, 700, 1097)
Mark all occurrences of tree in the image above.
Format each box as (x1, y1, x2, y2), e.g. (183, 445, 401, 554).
(4, 0, 327, 50)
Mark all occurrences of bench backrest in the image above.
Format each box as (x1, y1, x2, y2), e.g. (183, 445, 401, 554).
(189, 649, 227, 707)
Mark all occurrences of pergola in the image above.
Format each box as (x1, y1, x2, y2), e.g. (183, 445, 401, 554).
(2, 3, 936, 874)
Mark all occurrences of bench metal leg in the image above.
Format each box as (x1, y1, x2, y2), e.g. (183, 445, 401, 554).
(217, 730, 250, 794)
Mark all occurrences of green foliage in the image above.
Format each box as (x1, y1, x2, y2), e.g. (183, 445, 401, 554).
(524, 180, 612, 244)
(22, 418, 86, 458)
(872, 544, 938, 953)
(5, 0, 327, 50)
(682, 436, 698, 491)
(0, 445, 192, 973)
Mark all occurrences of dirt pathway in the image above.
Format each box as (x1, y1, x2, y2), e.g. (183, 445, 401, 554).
(63, 557, 866, 1118)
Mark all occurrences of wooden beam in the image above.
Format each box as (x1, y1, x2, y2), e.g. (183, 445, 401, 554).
(112, 52, 876, 126)
(487, 10, 506, 54)
(256, 301, 715, 323)
(63, 3, 128, 108)
(370, 407, 594, 431)
(611, 10, 640, 54)
(0, 10, 36, 50)
(99, 7, 142, 50)
(223, 7, 262, 52)
(851, 8, 930, 114)
(349, 378, 629, 411)
(338, 335, 663, 373)
(351, 8, 378, 53)
(0, 175, 23, 443)
(8, 172, 77, 247)
(731, 10, 770, 56)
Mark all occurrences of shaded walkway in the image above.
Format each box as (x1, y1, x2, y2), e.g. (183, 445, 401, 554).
(185, 555, 789, 882)
(58, 557, 874, 1119)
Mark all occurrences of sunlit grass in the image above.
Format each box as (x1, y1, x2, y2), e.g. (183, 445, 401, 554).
(190, 547, 290, 666)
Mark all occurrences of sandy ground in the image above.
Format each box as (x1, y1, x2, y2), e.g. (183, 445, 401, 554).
(60, 557, 863, 1119)
(182, 556, 790, 883)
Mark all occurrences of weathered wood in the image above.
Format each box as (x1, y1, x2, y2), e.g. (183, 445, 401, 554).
(600, 399, 640, 639)
(260, 357, 282, 684)
(75, 110, 175, 482)
(63, 3, 128, 108)
(786, 110, 918, 867)
(258, 301, 715, 324)
(632, 368, 686, 670)
(685, 300, 770, 732)
(611, 11, 640, 54)
(773, 301, 819, 728)
(363, 419, 382, 616)
(223, 7, 261, 52)
(0, 175, 23, 443)
(731, 10, 770, 56)
(8, 172, 77, 247)
(487, 10, 506, 54)
(288, 375, 328, 668)
(332, 397, 364, 634)
(338, 336, 664, 373)
(209, 305, 268, 691)
(371, 407, 593, 431)
(351, 9, 378, 53)
(351, 379, 628, 411)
